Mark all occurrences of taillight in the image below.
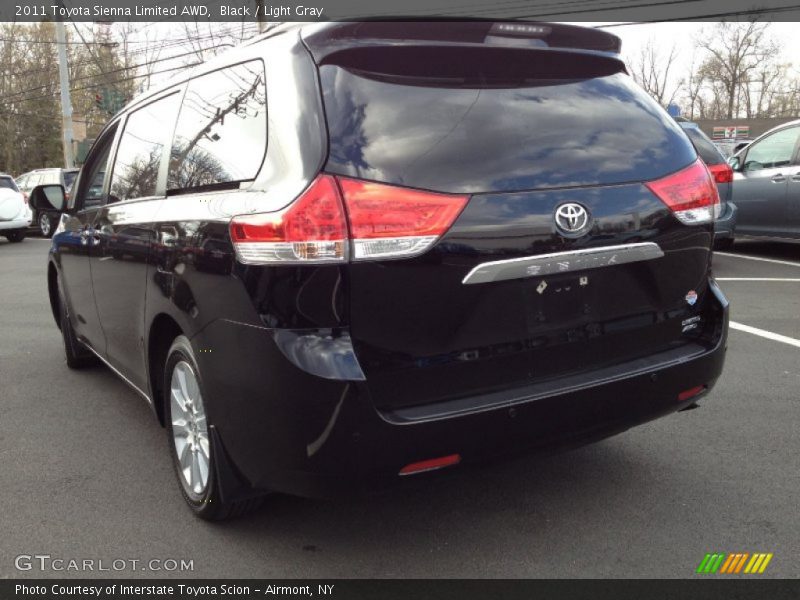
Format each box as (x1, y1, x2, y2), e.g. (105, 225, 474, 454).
(645, 159, 720, 225)
(230, 175, 468, 264)
(707, 163, 733, 184)
(229, 174, 348, 264)
(338, 177, 468, 260)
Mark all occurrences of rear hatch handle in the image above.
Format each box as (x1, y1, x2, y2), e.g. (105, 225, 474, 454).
(462, 242, 664, 285)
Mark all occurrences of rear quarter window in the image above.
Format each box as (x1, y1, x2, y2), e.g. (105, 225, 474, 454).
(0, 177, 19, 191)
(168, 60, 267, 192)
(320, 56, 696, 193)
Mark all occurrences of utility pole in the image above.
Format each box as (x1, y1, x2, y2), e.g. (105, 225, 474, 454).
(55, 20, 75, 168)
(256, 0, 266, 33)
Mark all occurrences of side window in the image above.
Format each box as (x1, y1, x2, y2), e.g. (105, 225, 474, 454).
(743, 126, 800, 171)
(109, 92, 181, 203)
(168, 61, 267, 192)
(73, 125, 118, 211)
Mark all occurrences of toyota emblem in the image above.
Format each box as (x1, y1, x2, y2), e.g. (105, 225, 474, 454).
(554, 203, 591, 236)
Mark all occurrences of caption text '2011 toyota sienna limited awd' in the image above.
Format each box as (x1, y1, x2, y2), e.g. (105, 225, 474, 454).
(45, 21, 728, 519)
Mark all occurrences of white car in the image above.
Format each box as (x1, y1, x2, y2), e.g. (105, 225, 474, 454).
(0, 173, 32, 242)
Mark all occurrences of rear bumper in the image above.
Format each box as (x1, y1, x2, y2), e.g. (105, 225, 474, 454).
(0, 213, 32, 231)
(193, 280, 729, 499)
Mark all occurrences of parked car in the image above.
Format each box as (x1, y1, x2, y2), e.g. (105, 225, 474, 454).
(46, 21, 728, 520)
(0, 173, 32, 242)
(728, 119, 800, 241)
(677, 121, 738, 249)
(16, 168, 79, 237)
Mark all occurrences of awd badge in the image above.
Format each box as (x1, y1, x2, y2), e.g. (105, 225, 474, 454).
(685, 290, 698, 306)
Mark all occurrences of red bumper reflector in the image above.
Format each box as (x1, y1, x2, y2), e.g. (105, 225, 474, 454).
(678, 385, 706, 402)
(398, 454, 461, 476)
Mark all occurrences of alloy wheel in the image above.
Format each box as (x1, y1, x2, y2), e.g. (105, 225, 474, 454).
(170, 361, 210, 497)
(39, 214, 51, 237)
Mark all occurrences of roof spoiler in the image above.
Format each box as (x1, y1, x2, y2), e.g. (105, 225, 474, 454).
(301, 20, 621, 63)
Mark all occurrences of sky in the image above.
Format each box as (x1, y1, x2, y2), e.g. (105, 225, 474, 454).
(586, 21, 800, 88)
(98, 20, 800, 104)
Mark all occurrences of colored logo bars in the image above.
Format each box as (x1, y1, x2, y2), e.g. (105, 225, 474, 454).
(697, 553, 773, 574)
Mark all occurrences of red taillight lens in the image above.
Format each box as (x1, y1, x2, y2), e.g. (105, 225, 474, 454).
(230, 175, 469, 264)
(707, 163, 733, 184)
(230, 175, 348, 264)
(337, 177, 468, 260)
(398, 454, 461, 476)
(678, 385, 706, 402)
(645, 159, 720, 225)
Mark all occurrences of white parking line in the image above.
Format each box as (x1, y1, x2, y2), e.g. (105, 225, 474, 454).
(729, 321, 800, 349)
(716, 252, 800, 268)
(717, 278, 800, 282)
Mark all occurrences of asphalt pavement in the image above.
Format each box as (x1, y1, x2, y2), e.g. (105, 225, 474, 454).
(1, 236, 798, 579)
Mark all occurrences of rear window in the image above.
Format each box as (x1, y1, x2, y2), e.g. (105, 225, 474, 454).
(0, 176, 19, 192)
(320, 50, 695, 193)
(682, 126, 725, 165)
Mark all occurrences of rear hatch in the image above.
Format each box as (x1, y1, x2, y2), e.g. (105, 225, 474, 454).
(315, 30, 714, 411)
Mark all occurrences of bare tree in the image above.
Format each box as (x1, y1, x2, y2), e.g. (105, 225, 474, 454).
(695, 21, 779, 119)
(628, 38, 681, 107)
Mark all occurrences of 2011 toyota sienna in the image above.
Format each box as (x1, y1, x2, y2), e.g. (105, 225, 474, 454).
(45, 21, 729, 519)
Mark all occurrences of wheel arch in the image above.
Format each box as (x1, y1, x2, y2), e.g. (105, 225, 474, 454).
(47, 261, 61, 330)
(147, 313, 184, 427)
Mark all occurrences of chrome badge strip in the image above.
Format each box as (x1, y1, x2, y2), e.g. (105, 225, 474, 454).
(461, 242, 664, 285)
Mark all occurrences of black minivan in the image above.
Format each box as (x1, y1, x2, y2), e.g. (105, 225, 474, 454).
(46, 21, 728, 519)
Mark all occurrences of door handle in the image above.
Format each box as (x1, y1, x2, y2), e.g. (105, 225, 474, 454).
(771, 174, 786, 183)
(791, 173, 800, 182)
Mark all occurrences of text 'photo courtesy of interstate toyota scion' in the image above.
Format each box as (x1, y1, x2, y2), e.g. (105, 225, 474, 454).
(44, 20, 728, 520)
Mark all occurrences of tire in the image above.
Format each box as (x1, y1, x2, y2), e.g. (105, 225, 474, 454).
(164, 336, 265, 520)
(714, 237, 734, 251)
(5, 229, 25, 243)
(39, 213, 54, 238)
(58, 284, 99, 369)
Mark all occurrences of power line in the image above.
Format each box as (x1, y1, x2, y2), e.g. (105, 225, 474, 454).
(1, 32, 245, 79)
(5, 62, 202, 107)
(595, 3, 800, 25)
(0, 47, 218, 102)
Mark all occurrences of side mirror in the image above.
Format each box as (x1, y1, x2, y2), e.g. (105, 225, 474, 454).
(30, 184, 66, 211)
(727, 156, 741, 171)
